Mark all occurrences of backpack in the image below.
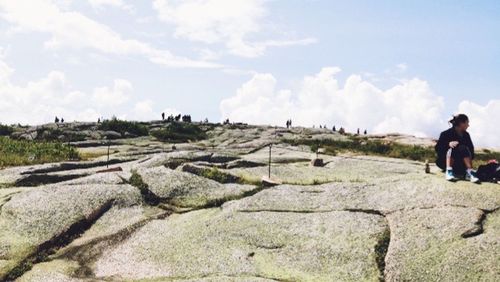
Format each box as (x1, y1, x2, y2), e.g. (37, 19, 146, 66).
(477, 162, 500, 182)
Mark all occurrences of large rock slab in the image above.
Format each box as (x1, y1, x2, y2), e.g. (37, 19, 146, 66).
(0, 184, 141, 280)
(224, 173, 500, 214)
(385, 207, 500, 281)
(136, 166, 260, 209)
(135, 151, 213, 169)
(225, 155, 423, 185)
(17, 206, 169, 282)
(94, 208, 388, 281)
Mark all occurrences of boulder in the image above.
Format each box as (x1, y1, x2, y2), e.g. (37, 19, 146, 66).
(135, 166, 260, 209)
(94, 208, 388, 281)
(0, 184, 141, 280)
(385, 207, 499, 281)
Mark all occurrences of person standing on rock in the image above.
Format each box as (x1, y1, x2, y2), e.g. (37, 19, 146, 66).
(435, 114, 479, 183)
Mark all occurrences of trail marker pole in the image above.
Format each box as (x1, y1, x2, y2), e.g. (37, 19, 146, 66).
(107, 142, 110, 168)
(268, 144, 272, 178)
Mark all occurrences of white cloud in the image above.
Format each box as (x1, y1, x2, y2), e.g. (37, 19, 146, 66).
(92, 79, 132, 106)
(130, 99, 155, 121)
(221, 67, 447, 138)
(88, 0, 133, 12)
(396, 63, 408, 72)
(0, 56, 135, 124)
(152, 0, 316, 57)
(0, 0, 219, 68)
(457, 100, 500, 148)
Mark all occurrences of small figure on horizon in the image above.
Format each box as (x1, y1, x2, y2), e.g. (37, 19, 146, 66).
(364, 129, 367, 135)
(332, 126, 336, 132)
(162, 112, 165, 120)
(289, 119, 292, 128)
(55, 116, 59, 123)
(61, 118, 64, 123)
(182, 115, 192, 123)
(98, 118, 101, 123)
(357, 128, 360, 135)
(175, 114, 181, 122)
(204, 118, 209, 123)
(339, 127, 345, 135)
(319, 125, 322, 129)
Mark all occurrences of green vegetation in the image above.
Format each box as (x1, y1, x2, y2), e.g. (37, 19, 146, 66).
(97, 117, 149, 136)
(283, 136, 500, 167)
(200, 167, 239, 183)
(129, 171, 160, 205)
(284, 136, 436, 162)
(475, 150, 500, 166)
(0, 124, 14, 136)
(0, 137, 79, 168)
(151, 122, 206, 143)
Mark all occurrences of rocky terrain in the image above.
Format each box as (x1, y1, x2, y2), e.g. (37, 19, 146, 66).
(0, 122, 498, 281)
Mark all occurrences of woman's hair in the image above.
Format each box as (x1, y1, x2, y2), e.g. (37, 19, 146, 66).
(449, 114, 469, 127)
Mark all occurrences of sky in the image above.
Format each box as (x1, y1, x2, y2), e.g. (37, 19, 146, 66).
(0, 0, 499, 147)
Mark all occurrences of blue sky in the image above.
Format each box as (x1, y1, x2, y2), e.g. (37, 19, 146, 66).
(0, 0, 499, 146)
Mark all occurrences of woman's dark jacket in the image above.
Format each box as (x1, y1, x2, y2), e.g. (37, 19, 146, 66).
(435, 127, 474, 169)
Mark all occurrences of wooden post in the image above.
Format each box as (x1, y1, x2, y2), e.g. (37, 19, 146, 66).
(268, 144, 272, 178)
(107, 142, 110, 168)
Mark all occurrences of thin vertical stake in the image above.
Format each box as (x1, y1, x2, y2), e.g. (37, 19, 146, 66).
(107, 142, 110, 168)
(268, 144, 272, 178)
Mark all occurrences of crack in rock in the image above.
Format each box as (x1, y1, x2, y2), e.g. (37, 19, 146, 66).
(21, 159, 133, 174)
(53, 209, 171, 279)
(14, 173, 90, 187)
(3, 200, 114, 281)
(375, 223, 391, 282)
(461, 208, 499, 238)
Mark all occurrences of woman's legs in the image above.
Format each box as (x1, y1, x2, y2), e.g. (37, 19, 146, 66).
(445, 148, 458, 181)
(448, 145, 479, 182)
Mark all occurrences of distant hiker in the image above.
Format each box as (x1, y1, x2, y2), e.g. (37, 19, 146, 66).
(175, 114, 181, 122)
(98, 118, 101, 123)
(162, 112, 165, 120)
(332, 126, 336, 132)
(357, 128, 360, 135)
(61, 118, 64, 123)
(319, 125, 322, 129)
(182, 115, 192, 123)
(435, 114, 479, 183)
(290, 119, 292, 127)
(55, 116, 59, 123)
(339, 127, 345, 134)
(286, 120, 289, 128)
(364, 129, 367, 135)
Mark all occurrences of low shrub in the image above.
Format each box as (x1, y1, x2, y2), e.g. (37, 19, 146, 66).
(151, 122, 206, 143)
(284, 136, 436, 162)
(0, 124, 14, 136)
(97, 117, 149, 136)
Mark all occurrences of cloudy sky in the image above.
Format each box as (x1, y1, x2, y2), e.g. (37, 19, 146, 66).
(0, 0, 499, 147)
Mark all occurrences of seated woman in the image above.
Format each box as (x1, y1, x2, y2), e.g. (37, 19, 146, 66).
(435, 114, 479, 183)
